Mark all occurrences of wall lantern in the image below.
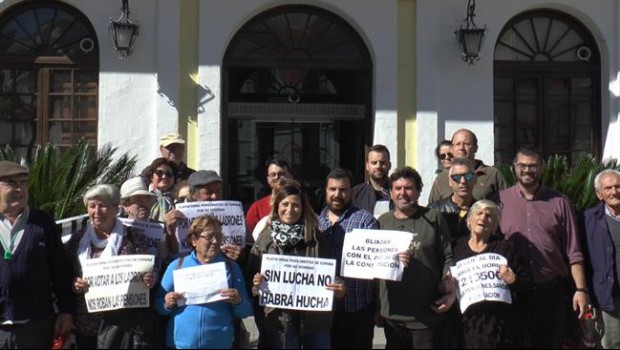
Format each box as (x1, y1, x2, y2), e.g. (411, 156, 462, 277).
(109, 0, 139, 59)
(455, 0, 487, 64)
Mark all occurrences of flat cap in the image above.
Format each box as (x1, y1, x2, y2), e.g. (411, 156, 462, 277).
(0, 161, 28, 180)
(188, 170, 222, 187)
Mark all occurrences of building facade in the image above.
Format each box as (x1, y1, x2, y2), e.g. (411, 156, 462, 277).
(1, 0, 618, 206)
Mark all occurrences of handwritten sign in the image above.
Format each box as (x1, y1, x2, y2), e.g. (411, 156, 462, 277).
(259, 254, 336, 311)
(82, 255, 154, 313)
(172, 262, 229, 306)
(449, 253, 512, 313)
(176, 201, 246, 252)
(119, 218, 164, 256)
(341, 229, 413, 281)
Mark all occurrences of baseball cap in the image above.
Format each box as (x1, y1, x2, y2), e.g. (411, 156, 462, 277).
(188, 170, 223, 187)
(120, 177, 156, 200)
(0, 161, 28, 180)
(159, 133, 185, 148)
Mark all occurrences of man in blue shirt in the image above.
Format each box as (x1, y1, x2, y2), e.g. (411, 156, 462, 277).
(318, 168, 379, 349)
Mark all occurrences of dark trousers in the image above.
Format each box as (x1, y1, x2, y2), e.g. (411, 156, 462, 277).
(331, 303, 376, 349)
(527, 280, 571, 349)
(384, 319, 436, 349)
(0, 317, 53, 349)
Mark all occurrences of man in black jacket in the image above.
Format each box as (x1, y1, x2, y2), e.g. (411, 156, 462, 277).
(0, 161, 75, 348)
(352, 144, 392, 218)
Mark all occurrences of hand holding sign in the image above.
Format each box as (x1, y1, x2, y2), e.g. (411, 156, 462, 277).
(498, 264, 516, 285)
(73, 277, 89, 294)
(165, 291, 184, 309)
(220, 288, 242, 305)
(326, 277, 346, 298)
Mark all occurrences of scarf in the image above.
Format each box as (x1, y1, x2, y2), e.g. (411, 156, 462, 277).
(77, 218, 125, 265)
(270, 220, 304, 251)
(149, 184, 174, 222)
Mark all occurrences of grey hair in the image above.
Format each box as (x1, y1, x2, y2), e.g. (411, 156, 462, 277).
(594, 169, 620, 191)
(467, 199, 501, 232)
(83, 184, 121, 206)
(449, 157, 475, 173)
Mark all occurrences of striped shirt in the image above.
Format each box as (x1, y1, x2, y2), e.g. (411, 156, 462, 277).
(318, 205, 378, 312)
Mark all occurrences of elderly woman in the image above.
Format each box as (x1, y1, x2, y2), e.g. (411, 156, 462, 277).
(155, 215, 252, 349)
(145, 157, 179, 222)
(452, 199, 531, 348)
(247, 180, 345, 349)
(65, 184, 155, 349)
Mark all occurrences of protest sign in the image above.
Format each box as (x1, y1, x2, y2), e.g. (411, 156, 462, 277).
(259, 254, 336, 311)
(341, 229, 413, 281)
(176, 201, 246, 253)
(172, 261, 229, 306)
(119, 218, 164, 256)
(450, 253, 512, 313)
(82, 255, 154, 313)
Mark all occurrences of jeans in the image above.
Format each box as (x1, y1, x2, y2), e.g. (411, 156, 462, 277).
(267, 312, 330, 349)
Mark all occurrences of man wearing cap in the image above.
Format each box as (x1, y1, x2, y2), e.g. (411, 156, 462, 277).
(120, 176, 158, 222)
(159, 132, 195, 181)
(0, 161, 75, 348)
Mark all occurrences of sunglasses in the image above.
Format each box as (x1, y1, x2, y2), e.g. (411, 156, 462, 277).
(154, 169, 174, 178)
(439, 153, 453, 161)
(450, 172, 475, 183)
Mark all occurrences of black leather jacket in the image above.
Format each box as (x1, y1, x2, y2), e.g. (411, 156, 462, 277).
(427, 197, 470, 248)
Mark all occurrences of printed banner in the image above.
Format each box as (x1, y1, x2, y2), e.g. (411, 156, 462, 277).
(82, 255, 154, 313)
(341, 229, 413, 281)
(259, 254, 336, 311)
(450, 253, 513, 313)
(176, 201, 246, 253)
(119, 218, 164, 256)
(172, 261, 229, 306)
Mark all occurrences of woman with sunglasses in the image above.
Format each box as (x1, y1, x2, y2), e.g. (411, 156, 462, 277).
(145, 158, 179, 223)
(450, 200, 531, 348)
(246, 180, 345, 349)
(156, 215, 252, 349)
(435, 140, 453, 174)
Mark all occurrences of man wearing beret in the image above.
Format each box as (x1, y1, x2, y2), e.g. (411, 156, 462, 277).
(0, 161, 75, 348)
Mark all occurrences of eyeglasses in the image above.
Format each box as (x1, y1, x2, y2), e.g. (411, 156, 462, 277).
(198, 235, 220, 243)
(450, 172, 475, 183)
(154, 169, 174, 178)
(514, 163, 539, 171)
(0, 179, 27, 189)
(267, 172, 288, 180)
(439, 153, 453, 161)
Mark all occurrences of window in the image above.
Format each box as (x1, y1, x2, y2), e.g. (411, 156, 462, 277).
(493, 10, 600, 164)
(0, 1, 98, 157)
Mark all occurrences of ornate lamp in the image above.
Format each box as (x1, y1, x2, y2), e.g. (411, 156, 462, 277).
(455, 0, 487, 64)
(109, 0, 139, 59)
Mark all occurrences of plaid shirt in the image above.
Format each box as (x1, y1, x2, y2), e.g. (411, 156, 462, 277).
(318, 205, 378, 312)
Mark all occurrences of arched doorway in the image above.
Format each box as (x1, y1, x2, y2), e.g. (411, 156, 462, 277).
(223, 5, 372, 210)
(493, 10, 600, 164)
(0, 1, 99, 158)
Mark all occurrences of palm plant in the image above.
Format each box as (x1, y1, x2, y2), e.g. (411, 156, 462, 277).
(496, 152, 620, 213)
(0, 139, 136, 219)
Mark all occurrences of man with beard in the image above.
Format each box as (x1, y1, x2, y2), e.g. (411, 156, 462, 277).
(428, 129, 506, 203)
(353, 145, 392, 218)
(377, 166, 454, 349)
(497, 145, 587, 348)
(318, 168, 379, 349)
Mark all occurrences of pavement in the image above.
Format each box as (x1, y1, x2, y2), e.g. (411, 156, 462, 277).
(241, 317, 386, 348)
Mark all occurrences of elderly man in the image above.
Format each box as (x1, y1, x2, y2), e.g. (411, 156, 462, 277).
(318, 168, 379, 349)
(120, 176, 157, 221)
(428, 129, 506, 203)
(158, 132, 195, 181)
(0, 161, 74, 348)
(353, 144, 392, 218)
(497, 145, 587, 348)
(378, 166, 454, 349)
(582, 169, 620, 349)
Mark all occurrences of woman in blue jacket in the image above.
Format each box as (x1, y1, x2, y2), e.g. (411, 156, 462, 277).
(155, 215, 252, 349)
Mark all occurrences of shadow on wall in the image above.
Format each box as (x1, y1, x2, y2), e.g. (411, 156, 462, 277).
(157, 74, 215, 113)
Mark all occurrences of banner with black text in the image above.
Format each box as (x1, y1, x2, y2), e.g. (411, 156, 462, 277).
(119, 218, 164, 256)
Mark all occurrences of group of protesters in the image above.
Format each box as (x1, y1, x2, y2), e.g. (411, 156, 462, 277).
(0, 128, 619, 349)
